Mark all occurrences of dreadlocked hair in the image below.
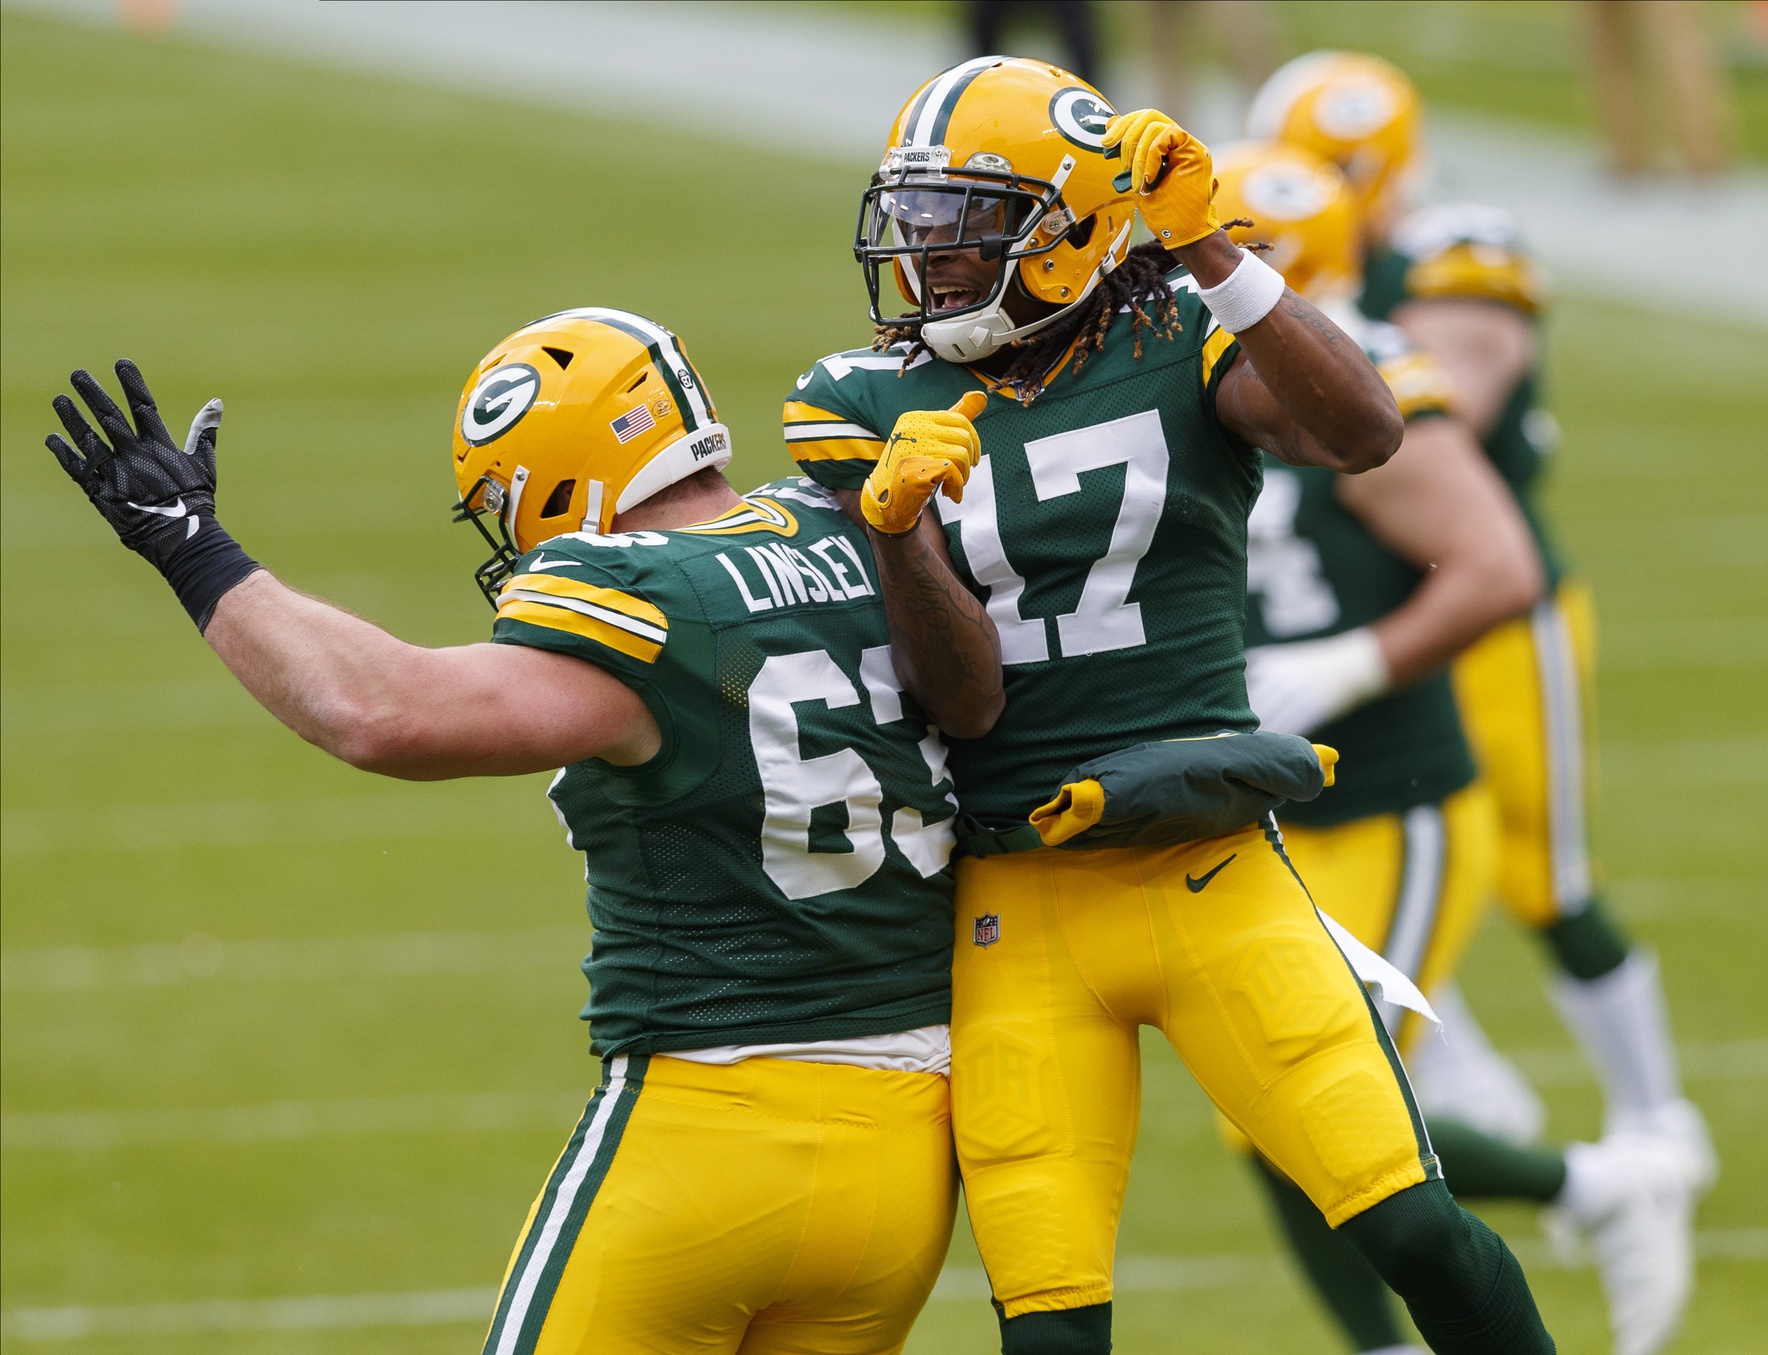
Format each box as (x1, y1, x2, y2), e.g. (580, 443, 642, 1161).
(872, 241, 1183, 406)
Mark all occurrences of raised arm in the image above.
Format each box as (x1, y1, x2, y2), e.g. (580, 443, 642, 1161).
(202, 573, 656, 777)
(46, 361, 657, 780)
(1195, 230, 1405, 474)
(1102, 110, 1403, 473)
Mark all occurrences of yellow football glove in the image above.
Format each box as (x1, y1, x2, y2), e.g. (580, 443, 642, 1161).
(861, 391, 988, 535)
(1102, 109, 1220, 249)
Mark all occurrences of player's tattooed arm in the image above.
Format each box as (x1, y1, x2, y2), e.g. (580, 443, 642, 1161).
(861, 508, 1005, 740)
(1178, 232, 1403, 473)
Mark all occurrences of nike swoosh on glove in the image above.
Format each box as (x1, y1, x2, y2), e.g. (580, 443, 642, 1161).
(47, 360, 226, 573)
(48, 359, 258, 629)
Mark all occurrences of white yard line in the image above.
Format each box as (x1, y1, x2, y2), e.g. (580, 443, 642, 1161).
(7, 1233, 1763, 1340)
(10, 0, 1766, 325)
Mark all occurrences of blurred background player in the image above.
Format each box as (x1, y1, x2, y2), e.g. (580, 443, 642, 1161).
(1215, 143, 1698, 1355)
(1247, 47, 1718, 1201)
(787, 54, 1558, 1355)
(42, 312, 1003, 1354)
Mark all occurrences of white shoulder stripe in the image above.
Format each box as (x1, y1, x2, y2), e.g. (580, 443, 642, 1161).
(503, 590, 669, 643)
(782, 421, 881, 442)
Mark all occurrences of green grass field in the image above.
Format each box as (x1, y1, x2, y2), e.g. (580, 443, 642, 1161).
(2, 12, 1764, 1353)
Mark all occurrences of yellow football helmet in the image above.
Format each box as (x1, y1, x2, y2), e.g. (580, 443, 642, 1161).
(1213, 141, 1360, 303)
(1245, 51, 1424, 239)
(451, 307, 731, 604)
(857, 55, 1137, 362)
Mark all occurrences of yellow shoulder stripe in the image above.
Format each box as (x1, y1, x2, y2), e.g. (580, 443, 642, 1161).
(1200, 325, 1237, 389)
(496, 575, 667, 664)
(676, 496, 799, 537)
(1378, 352, 1458, 421)
(788, 436, 885, 464)
(782, 401, 850, 425)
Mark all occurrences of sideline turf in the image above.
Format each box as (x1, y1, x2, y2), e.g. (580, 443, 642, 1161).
(3, 14, 1763, 1353)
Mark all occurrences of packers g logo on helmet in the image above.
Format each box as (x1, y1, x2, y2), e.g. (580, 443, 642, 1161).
(1049, 88, 1113, 150)
(1213, 142, 1359, 303)
(1246, 51, 1424, 238)
(856, 56, 1136, 363)
(460, 363, 540, 446)
(451, 308, 732, 606)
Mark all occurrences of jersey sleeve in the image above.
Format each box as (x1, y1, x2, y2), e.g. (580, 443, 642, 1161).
(781, 352, 890, 491)
(1168, 270, 1242, 411)
(490, 543, 677, 687)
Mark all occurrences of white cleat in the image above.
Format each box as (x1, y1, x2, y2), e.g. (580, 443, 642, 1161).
(1609, 1097, 1719, 1196)
(1408, 982, 1547, 1147)
(1557, 1135, 1695, 1355)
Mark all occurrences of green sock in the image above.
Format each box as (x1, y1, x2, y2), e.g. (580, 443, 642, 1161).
(1541, 898, 1630, 979)
(1253, 1157, 1406, 1350)
(997, 1301, 1111, 1355)
(1429, 1120, 1567, 1202)
(1340, 1179, 1555, 1355)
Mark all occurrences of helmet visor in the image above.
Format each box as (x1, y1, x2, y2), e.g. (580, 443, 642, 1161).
(856, 173, 1059, 326)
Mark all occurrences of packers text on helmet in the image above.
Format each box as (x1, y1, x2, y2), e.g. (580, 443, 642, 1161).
(856, 56, 1137, 363)
(451, 308, 731, 605)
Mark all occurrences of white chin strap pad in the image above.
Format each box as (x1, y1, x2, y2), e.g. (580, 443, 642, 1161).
(614, 423, 733, 521)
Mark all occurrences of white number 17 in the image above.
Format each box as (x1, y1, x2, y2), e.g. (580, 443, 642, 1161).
(937, 408, 1170, 664)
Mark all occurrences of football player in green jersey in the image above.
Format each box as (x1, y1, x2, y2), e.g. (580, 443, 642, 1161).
(44, 308, 1005, 1354)
(1250, 51, 1717, 1206)
(785, 55, 1553, 1355)
(1216, 141, 1697, 1355)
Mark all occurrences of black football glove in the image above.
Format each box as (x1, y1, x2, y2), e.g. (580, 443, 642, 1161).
(48, 360, 260, 630)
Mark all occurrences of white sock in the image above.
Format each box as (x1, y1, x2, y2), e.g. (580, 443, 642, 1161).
(1550, 949, 1681, 1128)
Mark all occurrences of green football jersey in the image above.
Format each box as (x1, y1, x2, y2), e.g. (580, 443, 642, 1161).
(1361, 204, 1566, 588)
(490, 479, 958, 1058)
(786, 268, 1256, 825)
(1244, 313, 1476, 826)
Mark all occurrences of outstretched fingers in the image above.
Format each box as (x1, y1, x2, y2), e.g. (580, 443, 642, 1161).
(115, 359, 174, 448)
(45, 432, 92, 486)
(53, 391, 110, 462)
(67, 368, 134, 449)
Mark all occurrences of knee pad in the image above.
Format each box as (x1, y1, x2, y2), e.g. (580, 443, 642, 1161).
(999, 1302, 1112, 1355)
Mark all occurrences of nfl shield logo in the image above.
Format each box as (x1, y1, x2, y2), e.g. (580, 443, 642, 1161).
(973, 913, 1001, 948)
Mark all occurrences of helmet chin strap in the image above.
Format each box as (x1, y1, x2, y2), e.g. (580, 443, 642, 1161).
(920, 217, 1133, 364)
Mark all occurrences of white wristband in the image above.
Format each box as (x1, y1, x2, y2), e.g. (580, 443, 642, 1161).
(1197, 248, 1287, 334)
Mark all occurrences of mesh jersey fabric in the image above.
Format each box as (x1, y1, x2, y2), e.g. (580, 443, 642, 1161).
(786, 266, 1256, 825)
(491, 480, 957, 1057)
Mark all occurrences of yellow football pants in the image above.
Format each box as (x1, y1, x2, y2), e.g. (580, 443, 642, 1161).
(1276, 783, 1500, 1057)
(1453, 580, 1599, 928)
(950, 822, 1435, 1319)
(482, 1053, 956, 1355)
